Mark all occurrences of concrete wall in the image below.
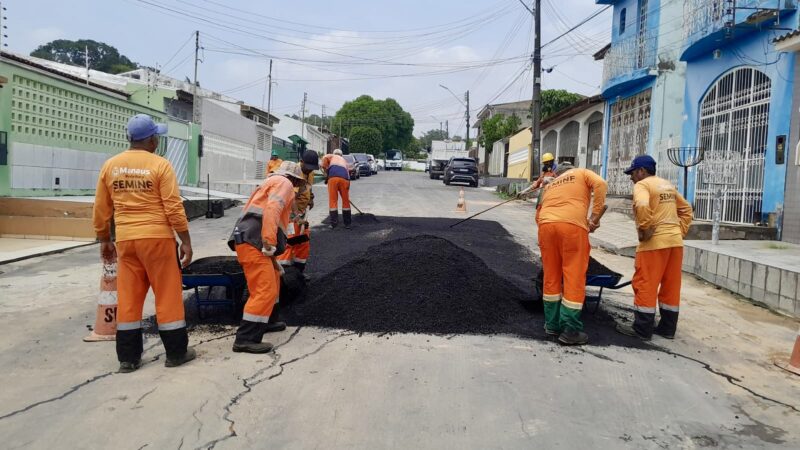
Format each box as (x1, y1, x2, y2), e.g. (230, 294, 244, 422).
(199, 98, 261, 182)
(507, 128, 532, 181)
(683, 243, 799, 318)
(488, 140, 506, 176)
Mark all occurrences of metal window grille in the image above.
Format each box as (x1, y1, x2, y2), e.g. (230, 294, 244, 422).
(694, 67, 770, 224)
(637, 0, 650, 67)
(607, 89, 652, 196)
(543, 130, 558, 154)
(558, 121, 580, 164)
(587, 117, 604, 173)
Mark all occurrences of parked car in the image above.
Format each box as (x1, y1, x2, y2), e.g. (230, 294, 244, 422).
(443, 157, 479, 187)
(367, 154, 379, 174)
(342, 154, 360, 179)
(352, 153, 372, 177)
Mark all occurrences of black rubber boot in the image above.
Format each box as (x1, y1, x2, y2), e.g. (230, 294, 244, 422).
(615, 322, 652, 341)
(557, 329, 588, 345)
(264, 303, 287, 333)
(632, 310, 656, 339)
(655, 308, 679, 339)
(343, 210, 352, 229)
(233, 320, 274, 353)
(160, 328, 195, 367)
(329, 210, 339, 228)
(117, 328, 144, 368)
(293, 262, 306, 273)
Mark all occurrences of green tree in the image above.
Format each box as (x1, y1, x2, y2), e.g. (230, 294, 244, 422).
(349, 126, 383, 156)
(479, 113, 522, 150)
(418, 129, 448, 150)
(31, 39, 137, 74)
(541, 89, 584, 121)
(333, 95, 414, 151)
(404, 136, 426, 160)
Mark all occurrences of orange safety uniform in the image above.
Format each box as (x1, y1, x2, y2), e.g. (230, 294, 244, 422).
(537, 168, 607, 333)
(321, 154, 351, 227)
(228, 174, 295, 342)
(631, 175, 693, 337)
(267, 158, 283, 176)
(93, 149, 190, 363)
(276, 170, 315, 270)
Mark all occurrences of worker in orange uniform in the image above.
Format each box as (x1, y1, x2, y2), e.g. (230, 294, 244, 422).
(93, 114, 195, 373)
(267, 150, 283, 176)
(277, 150, 318, 273)
(616, 155, 693, 340)
(228, 161, 307, 353)
(321, 148, 351, 229)
(530, 152, 558, 191)
(537, 162, 607, 345)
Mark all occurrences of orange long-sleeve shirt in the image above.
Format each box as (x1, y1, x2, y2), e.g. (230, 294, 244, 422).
(93, 149, 189, 242)
(633, 176, 693, 252)
(537, 168, 607, 231)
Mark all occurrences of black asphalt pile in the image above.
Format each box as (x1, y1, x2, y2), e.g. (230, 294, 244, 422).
(183, 256, 242, 274)
(587, 257, 619, 276)
(321, 213, 380, 225)
(285, 235, 534, 336)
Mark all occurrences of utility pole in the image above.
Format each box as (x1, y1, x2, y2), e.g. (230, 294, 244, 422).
(446, 120, 449, 139)
(0, 2, 8, 54)
(192, 30, 202, 127)
(529, 0, 542, 179)
(321, 104, 326, 128)
(465, 90, 470, 150)
(301, 92, 307, 139)
(84, 45, 90, 85)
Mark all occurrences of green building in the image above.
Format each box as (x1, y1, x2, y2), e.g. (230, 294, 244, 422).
(0, 52, 199, 196)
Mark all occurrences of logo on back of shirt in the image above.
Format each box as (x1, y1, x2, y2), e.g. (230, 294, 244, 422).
(111, 166, 154, 192)
(112, 167, 151, 177)
(658, 184, 676, 203)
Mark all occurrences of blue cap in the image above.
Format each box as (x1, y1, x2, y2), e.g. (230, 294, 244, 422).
(127, 114, 167, 141)
(624, 154, 656, 174)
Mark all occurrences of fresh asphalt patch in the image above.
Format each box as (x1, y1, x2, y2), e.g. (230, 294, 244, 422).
(282, 216, 647, 348)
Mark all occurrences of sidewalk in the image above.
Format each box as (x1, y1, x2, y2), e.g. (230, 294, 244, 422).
(590, 211, 800, 318)
(0, 237, 93, 265)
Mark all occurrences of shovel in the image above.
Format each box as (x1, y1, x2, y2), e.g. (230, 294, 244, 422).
(349, 200, 366, 216)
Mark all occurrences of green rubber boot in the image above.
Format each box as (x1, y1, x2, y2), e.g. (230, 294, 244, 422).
(559, 305, 584, 333)
(542, 299, 562, 336)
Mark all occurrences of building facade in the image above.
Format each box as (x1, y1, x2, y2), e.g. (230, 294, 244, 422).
(540, 95, 605, 172)
(597, 0, 687, 196)
(506, 127, 533, 181)
(680, 0, 797, 227)
(0, 52, 166, 197)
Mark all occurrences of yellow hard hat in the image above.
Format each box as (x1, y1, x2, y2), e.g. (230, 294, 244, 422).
(542, 152, 555, 163)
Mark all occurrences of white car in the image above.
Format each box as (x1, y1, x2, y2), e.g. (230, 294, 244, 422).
(367, 154, 379, 174)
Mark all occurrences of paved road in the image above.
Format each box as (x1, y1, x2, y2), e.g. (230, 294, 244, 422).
(0, 171, 798, 449)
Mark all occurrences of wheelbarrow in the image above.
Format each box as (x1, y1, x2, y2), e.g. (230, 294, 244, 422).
(530, 269, 631, 314)
(182, 256, 247, 320)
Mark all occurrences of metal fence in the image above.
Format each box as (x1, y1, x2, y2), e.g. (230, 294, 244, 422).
(606, 89, 652, 196)
(602, 29, 657, 86)
(694, 67, 770, 224)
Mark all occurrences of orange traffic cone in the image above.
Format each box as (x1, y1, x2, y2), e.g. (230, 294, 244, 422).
(455, 188, 467, 213)
(776, 328, 800, 376)
(83, 254, 118, 342)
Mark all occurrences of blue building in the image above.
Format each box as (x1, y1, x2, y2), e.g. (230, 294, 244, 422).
(596, 0, 687, 197)
(680, 0, 796, 227)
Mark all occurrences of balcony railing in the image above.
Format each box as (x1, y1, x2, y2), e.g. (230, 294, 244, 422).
(683, 0, 728, 40)
(602, 29, 657, 88)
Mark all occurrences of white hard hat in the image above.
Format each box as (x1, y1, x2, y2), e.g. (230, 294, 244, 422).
(273, 161, 306, 182)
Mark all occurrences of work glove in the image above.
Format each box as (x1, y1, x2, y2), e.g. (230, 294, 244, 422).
(324, 177, 328, 185)
(262, 245, 277, 256)
(638, 227, 655, 242)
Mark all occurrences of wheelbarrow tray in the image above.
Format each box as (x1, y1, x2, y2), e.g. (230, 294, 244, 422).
(181, 256, 247, 320)
(586, 273, 623, 288)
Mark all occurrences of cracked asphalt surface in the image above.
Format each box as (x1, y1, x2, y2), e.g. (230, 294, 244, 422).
(0, 171, 798, 449)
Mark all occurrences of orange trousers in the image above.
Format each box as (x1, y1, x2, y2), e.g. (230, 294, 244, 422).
(276, 222, 310, 266)
(328, 177, 351, 212)
(236, 243, 280, 322)
(116, 238, 185, 331)
(632, 247, 683, 313)
(538, 222, 590, 308)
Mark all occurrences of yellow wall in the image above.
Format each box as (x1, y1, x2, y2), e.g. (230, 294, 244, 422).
(507, 128, 532, 181)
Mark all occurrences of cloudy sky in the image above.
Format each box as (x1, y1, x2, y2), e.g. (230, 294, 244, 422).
(4, 0, 611, 137)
